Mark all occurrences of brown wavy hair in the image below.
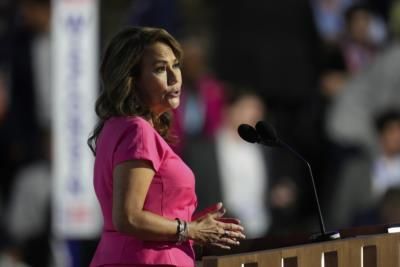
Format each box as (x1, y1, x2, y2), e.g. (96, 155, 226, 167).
(88, 27, 183, 155)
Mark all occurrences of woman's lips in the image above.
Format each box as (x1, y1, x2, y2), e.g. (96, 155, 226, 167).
(167, 89, 180, 97)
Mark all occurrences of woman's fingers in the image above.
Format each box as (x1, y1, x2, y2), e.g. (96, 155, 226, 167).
(223, 230, 246, 240)
(191, 206, 246, 248)
(192, 202, 224, 220)
(220, 237, 240, 246)
(222, 222, 245, 234)
(208, 207, 226, 219)
(210, 242, 231, 250)
(195, 224, 245, 249)
(193, 202, 224, 221)
(216, 217, 241, 224)
(208, 221, 245, 240)
(210, 235, 242, 250)
(210, 233, 221, 243)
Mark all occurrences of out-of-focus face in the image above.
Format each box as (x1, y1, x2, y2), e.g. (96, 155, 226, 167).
(229, 95, 265, 130)
(136, 42, 182, 116)
(20, 1, 50, 33)
(380, 120, 400, 156)
(182, 41, 205, 84)
(348, 9, 371, 44)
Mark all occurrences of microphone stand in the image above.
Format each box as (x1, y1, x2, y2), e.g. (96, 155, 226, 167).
(277, 139, 340, 241)
(238, 122, 340, 241)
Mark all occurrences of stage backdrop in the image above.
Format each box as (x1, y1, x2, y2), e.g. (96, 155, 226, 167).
(52, 0, 101, 239)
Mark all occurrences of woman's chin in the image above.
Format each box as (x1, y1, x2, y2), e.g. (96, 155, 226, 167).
(168, 98, 180, 109)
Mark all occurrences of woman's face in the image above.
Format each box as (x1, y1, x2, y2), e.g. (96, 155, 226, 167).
(136, 41, 182, 116)
(380, 121, 400, 156)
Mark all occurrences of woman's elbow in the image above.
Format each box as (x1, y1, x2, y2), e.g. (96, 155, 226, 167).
(113, 212, 140, 234)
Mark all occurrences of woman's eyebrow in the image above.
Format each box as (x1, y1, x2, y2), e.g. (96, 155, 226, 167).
(152, 58, 179, 65)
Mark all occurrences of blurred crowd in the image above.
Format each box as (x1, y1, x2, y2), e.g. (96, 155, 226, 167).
(0, 0, 400, 266)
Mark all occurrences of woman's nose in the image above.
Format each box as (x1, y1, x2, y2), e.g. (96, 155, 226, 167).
(167, 68, 179, 85)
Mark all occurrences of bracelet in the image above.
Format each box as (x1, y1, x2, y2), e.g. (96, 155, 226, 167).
(175, 218, 188, 244)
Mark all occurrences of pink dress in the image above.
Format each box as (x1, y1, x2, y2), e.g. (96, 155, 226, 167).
(90, 116, 197, 267)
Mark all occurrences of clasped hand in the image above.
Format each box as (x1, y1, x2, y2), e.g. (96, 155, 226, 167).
(188, 203, 246, 249)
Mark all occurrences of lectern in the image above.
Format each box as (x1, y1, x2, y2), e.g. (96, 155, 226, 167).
(202, 230, 400, 267)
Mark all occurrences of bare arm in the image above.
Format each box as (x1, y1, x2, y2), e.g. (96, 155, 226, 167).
(112, 160, 246, 247)
(112, 160, 178, 241)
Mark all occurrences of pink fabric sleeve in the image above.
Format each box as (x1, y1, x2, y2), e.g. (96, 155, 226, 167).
(113, 121, 164, 171)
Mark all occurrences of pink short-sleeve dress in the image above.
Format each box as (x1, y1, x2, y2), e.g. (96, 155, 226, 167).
(90, 116, 197, 267)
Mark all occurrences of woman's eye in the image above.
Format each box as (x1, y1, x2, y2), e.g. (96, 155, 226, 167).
(155, 66, 166, 73)
(173, 62, 181, 69)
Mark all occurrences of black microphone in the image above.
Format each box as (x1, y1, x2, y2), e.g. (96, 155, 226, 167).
(254, 121, 280, 147)
(237, 124, 260, 144)
(238, 123, 279, 147)
(238, 122, 340, 242)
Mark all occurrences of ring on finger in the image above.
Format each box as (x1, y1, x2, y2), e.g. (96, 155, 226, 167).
(223, 230, 229, 237)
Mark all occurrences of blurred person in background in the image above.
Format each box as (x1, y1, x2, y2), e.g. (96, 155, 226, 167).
(341, 3, 384, 74)
(173, 36, 226, 153)
(3, 128, 52, 267)
(325, 0, 400, 154)
(371, 110, 400, 197)
(88, 27, 245, 267)
(315, 2, 389, 213)
(311, 0, 388, 47)
(0, 0, 13, 251)
(313, 1, 385, 98)
(0, 0, 50, 262)
(329, 109, 400, 228)
(351, 186, 400, 227)
(212, 1, 332, 228)
(311, 0, 356, 44)
(184, 90, 270, 239)
(267, 177, 300, 235)
(7, 0, 51, 164)
(325, 39, 400, 153)
(373, 187, 400, 225)
(319, 2, 386, 100)
(184, 89, 303, 240)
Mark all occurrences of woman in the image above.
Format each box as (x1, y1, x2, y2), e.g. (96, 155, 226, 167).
(88, 27, 245, 267)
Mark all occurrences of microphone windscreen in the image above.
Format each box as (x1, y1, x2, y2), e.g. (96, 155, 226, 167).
(255, 121, 279, 145)
(237, 124, 259, 143)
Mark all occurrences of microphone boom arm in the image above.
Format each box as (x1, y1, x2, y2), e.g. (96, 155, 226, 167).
(242, 121, 341, 242)
(278, 139, 327, 235)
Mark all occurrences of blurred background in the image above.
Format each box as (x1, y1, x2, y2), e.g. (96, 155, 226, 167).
(1, 0, 400, 266)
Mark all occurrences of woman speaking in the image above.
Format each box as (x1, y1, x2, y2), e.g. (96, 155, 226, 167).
(88, 27, 245, 267)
